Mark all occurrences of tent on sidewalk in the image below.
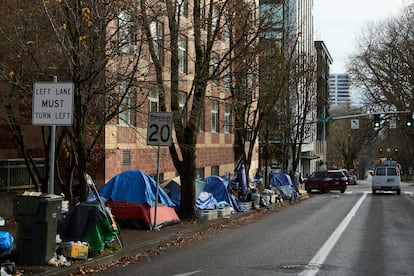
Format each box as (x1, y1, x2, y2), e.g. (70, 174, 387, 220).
(202, 176, 232, 205)
(58, 201, 118, 255)
(202, 176, 245, 212)
(160, 177, 206, 213)
(269, 172, 296, 200)
(99, 170, 180, 230)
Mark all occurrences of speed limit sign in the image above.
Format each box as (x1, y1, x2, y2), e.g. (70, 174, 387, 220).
(147, 112, 173, 146)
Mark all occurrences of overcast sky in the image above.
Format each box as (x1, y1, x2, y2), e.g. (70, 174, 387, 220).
(314, 0, 409, 73)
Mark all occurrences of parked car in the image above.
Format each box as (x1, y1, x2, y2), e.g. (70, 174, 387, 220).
(305, 170, 348, 193)
(371, 164, 401, 195)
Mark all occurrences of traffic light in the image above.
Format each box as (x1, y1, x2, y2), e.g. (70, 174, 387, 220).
(378, 147, 383, 154)
(406, 113, 413, 127)
(373, 114, 381, 128)
(394, 148, 398, 153)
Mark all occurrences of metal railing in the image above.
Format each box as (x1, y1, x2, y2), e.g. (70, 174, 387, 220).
(0, 158, 45, 190)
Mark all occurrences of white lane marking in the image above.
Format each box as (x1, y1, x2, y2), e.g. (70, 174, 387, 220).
(174, 270, 203, 276)
(300, 191, 368, 276)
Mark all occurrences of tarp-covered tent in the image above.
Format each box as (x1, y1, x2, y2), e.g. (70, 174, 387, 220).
(58, 201, 118, 255)
(202, 176, 232, 205)
(160, 177, 206, 213)
(269, 172, 296, 200)
(99, 170, 180, 230)
(202, 176, 246, 212)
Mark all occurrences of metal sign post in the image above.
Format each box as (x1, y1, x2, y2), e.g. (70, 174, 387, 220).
(32, 78, 74, 194)
(147, 112, 173, 229)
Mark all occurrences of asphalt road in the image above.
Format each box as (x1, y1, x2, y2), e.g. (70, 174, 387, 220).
(97, 179, 414, 276)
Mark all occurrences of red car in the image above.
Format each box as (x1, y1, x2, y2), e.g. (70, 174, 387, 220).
(305, 170, 348, 193)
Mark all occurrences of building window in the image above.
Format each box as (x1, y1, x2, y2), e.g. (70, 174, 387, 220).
(178, 91, 187, 124)
(149, 85, 159, 112)
(224, 24, 231, 46)
(211, 165, 219, 176)
(210, 52, 219, 84)
(178, 35, 188, 74)
(196, 168, 204, 180)
(150, 21, 164, 63)
(118, 11, 137, 54)
(178, 92, 187, 114)
(122, 149, 131, 166)
(211, 6, 218, 30)
(246, 127, 253, 142)
(224, 105, 231, 133)
(200, 0, 206, 28)
(177, 0, 188, 16)
(118, 82, 136, 126)
(224, 69, 231, 89)
(211, 100, 219, 132)
(149, 173, 164, 183)
(199, 106, 205, 132)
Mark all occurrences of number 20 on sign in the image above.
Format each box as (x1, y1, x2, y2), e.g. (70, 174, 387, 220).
(147, 112, 173, 146)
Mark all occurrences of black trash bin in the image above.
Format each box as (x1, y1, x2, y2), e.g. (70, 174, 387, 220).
(14, 193, 62, 265)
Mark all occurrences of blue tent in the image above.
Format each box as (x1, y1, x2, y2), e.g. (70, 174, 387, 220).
(269, 172, 296, 200)
(99, 170, 179, 229)
(202, 176, 232, 205)
(99, 170, 174, 207)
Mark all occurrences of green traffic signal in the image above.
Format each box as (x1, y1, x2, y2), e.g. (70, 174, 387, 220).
(373, 114, 381, 128)
(406, 114, 413, 127)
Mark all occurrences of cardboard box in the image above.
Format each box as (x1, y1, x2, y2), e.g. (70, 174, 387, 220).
(61, 242, 89, 260)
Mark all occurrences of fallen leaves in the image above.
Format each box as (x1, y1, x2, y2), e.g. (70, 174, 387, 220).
(69, 203, 292, 275)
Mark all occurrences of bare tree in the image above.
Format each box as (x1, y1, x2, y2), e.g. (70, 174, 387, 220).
(348, 5, 414, 169)
(327, 106, 376, 171)
(140, 0, 287, 219)
(256, 1, 316, 182)
(0, 1, 149, 200)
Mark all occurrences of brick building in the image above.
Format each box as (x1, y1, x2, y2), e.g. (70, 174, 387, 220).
(0, 1, 259, 217)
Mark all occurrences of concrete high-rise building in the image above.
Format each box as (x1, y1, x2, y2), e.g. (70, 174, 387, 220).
(258, 0, 316, 176)
(329, 73, 351, 106)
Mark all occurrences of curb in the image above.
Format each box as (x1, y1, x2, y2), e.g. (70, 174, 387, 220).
(29, 213, 248, 275)
(20, 195, 307, 275)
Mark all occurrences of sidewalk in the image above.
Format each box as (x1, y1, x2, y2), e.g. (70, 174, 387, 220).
(3, 192, 309, 276)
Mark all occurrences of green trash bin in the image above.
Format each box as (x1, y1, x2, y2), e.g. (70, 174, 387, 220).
(14, 193, 63, 265)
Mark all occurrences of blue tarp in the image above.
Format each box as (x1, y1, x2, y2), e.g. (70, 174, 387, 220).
(203, 176, 232, 205)
(99, 170, 174, 207)
(235, 157, 248, 196)
(0, 231, 13, 256)
(196, 192, 218, 210)
(161, 178, 181, 211)
(269, 172, 296, 200)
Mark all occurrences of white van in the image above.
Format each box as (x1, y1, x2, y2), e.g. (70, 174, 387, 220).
(371, 164, 401, 195)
